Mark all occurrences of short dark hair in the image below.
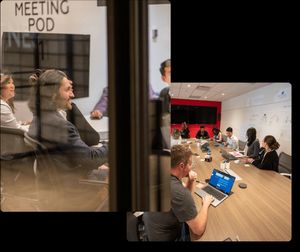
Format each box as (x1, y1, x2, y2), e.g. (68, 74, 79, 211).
(212, 128, 220, 134)
(159, 59, 171, 76)
(226, 127, 233, 132)
(200, 125, 205, 129)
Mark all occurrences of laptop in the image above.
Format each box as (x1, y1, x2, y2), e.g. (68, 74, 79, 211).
(195, 169, 236, 207)
(220, 147, 238, 160)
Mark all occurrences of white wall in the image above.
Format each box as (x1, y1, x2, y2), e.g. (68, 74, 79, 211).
(1, 0, 107, 115)
(1, 1, 171, 116)
(149, 4, 171, 94)
(221, 83, 292, 155)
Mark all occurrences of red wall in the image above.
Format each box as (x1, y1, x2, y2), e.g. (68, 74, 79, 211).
(171, 99, 221, 138)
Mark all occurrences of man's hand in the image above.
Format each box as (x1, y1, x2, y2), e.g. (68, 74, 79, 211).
(202, 194, 215, 207)
(90, 110, 103, 119)
(188, 170, 198, 181)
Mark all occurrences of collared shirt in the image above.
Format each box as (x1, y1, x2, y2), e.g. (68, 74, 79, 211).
(57, 109, 67, 120)
(226, 134, 238, 150)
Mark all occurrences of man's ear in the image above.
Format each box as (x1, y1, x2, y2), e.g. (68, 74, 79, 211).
(178, 162, 185, 170)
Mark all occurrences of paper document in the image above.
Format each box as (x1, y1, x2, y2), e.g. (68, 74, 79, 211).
(229, 151, 246, 158)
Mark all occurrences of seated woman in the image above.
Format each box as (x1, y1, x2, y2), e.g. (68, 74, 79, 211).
(1, 73, 29, 131)
(180, 122, 190, 139)
(245, 127, 260, 158)
(211, 128, 222, 142)
(242, 135, 280, 172)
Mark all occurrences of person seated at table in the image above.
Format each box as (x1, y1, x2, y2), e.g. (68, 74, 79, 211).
(67, 102, 100, 146)
(245, 127, 260, 158)
(90, 86, 108, 119)
(211, 128, 222, 143)
(196, 125, 209, 139)
(180, 122, 190, 139)
(142, 145, 214, 241)
(224, 127, 238, 149)
(170, 128, 181, 147)
(1, 73, 30, 131)
(27, 69, 108, 171)
(242, 135, 280, 172)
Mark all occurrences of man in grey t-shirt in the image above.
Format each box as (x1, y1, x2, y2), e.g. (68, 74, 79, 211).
(143, 145, 214, 241)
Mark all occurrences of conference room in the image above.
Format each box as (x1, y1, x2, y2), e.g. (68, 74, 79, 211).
(128, 82, 291, 241)
(1, 0, 170, 212)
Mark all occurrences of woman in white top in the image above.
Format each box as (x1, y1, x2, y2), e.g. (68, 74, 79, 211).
(0, 74, 29, 131)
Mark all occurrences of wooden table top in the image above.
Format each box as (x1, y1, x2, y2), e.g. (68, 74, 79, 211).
(184, 139, 291, 241)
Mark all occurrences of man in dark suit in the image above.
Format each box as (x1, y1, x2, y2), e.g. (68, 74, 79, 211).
(28, 69, 108, 171)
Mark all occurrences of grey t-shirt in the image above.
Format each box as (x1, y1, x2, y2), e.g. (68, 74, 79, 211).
(143, 175, 198, 241)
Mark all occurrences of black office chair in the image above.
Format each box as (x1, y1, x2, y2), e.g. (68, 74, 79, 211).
(0, 126, 36, 162)
(1, 127, 38, 210)
(278, 152, 292, 179)
(23, 132, 109, 211)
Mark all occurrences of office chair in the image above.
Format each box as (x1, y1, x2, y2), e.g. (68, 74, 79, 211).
(24, 132, 109, 211)
(0, 126, 37, 177)
(278, 152, 292, 179)
(1, 126, 36, 162)
(238, 140, 247, 152)
(1, 127, 39, 210)
(222, 134, 227, 143)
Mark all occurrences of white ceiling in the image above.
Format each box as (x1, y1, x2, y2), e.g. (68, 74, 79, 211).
(170, 83, 272, 101)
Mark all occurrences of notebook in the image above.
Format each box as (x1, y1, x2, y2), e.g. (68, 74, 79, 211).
(195, 169, 236, 207)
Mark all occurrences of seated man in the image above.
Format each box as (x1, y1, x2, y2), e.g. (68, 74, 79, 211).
(27, 69, 108, 171)
(196, 125, 210, 139)
(143, 145, 214, 241)
(225, 127, 238, 150)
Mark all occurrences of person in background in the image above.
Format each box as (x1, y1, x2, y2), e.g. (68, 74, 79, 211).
(224, 127, 238, 149)
(180, 122, 190, 139)
(242, 135, 280, 172)
(159, 59, 171, 86)
(245, 127, 260, 158)
(27, 69, 108, 171)
(142, 145, 214, 241)
(90, 86, 108, 119)
(0, 73, 29, 131)
(90, 59, 171, 118)
(195, 125, 209, 139)
(211, 128, 222, 142)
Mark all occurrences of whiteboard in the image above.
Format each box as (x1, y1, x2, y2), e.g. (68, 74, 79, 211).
(221, 100, 291, 155)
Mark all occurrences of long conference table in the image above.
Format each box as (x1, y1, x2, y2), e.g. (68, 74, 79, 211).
(180, 139, 291, 241)
(84, 115, 109, 140)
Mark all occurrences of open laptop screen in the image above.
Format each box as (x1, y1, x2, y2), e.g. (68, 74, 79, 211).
(209, 169, 235, 194)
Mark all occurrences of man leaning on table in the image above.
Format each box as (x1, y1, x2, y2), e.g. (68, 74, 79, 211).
(142, 145, 214, 241)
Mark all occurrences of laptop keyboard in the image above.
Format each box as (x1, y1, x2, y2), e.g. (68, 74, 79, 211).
(202, 186, 227, 201)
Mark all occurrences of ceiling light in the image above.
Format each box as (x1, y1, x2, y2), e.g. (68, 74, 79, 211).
(222, 93, 225, 96)
(187, 84, 191, 87)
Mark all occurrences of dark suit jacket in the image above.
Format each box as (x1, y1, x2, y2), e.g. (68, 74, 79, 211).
(252, 148, 279, 172)
(28, 110, 108, 170)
